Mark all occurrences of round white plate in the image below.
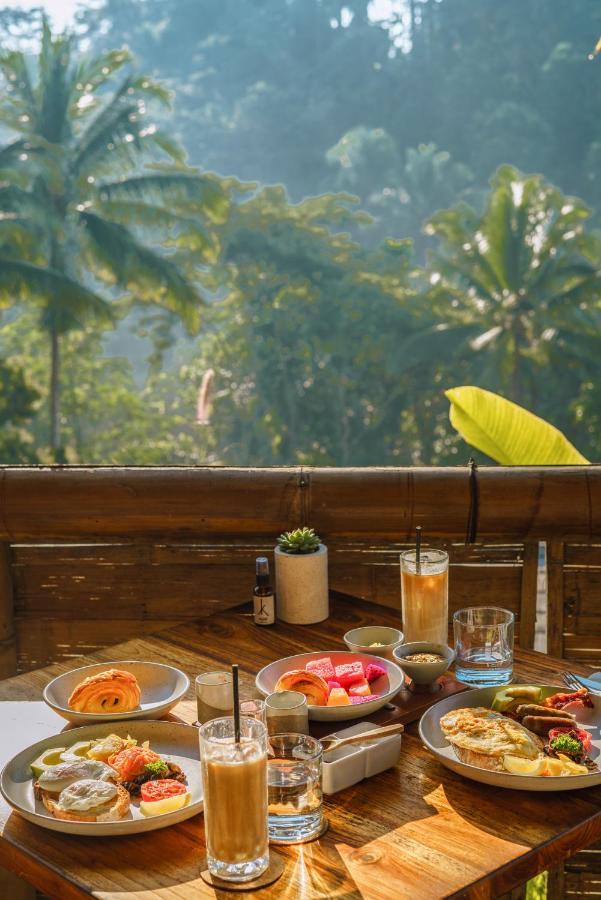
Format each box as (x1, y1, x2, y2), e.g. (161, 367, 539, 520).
(419, 684, 601, 791)
(256, 651, 404, 721)
(0, 719, 202, 835)
(43, 661, 189, 724)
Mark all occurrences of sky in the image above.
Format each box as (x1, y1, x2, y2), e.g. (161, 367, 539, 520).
(6, 0, 401, 30)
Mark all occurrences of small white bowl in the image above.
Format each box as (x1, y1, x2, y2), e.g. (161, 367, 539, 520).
(321, 722, 402, 794)
(343, 626, 404, 661)
(393, 642, 455, 685)
(43, 660, 190, 724)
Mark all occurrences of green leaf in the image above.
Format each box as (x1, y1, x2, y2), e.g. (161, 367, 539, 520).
(445, 385, 589, 464)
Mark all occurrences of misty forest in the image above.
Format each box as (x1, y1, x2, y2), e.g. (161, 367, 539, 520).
(1, 0, 601, 466)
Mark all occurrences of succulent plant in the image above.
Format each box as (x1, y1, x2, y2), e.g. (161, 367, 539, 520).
(277, 526, 321, 554)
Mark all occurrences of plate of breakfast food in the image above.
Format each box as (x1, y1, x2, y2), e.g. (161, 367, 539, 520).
(43, 661, 189, 724)
(419, 684, 601, 791)
(0, 720, 202, 835)
(256, 651, 404, 721)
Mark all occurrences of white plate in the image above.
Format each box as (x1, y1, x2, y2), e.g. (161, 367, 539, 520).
(419, 684, 601, 791)
(0, 719, 202, 835)
(43, 661, 189, 724)
(256, 651, 404, 721)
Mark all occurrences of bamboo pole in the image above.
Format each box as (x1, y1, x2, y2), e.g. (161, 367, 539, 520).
(0, 543, 17, 678)
(0, 466, 598, 542)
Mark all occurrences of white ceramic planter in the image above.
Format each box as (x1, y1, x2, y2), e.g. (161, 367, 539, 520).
(274, 544, 329, 624)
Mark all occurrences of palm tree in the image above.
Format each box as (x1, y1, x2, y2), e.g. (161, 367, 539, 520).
(0, 19, 228, 459)
(424, 165, 601, 408)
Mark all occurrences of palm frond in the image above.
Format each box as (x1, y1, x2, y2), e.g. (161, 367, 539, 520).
(95, 200, 215, 259)
(97, 173, 229, 221)
(0, 256, 114, 330)
(69, 48, 132, 117)
(79, 211, 202, 331)
(72, 96, 142, 175)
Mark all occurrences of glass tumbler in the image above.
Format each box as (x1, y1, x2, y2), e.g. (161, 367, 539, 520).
(199, 716, 269, 882)
(400, 548, 449, 644)
(265, 691, 309, 736)
(454, 606, 514, 687)
(267, 733, 323, 843)
(195, 671, 233, 725)
(239, 698, 266, 724)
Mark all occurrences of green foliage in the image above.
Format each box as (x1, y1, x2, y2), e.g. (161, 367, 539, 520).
(446, 386, 588, 466)
(425, 166, 601, 420)
(0, 17, 229, 456)
(277, 527, 321, 554)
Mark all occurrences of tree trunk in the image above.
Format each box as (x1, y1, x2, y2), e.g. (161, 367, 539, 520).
(50, 322, 61, 461)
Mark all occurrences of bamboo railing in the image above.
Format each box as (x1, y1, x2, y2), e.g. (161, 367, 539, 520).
(1, 465, 601, 677)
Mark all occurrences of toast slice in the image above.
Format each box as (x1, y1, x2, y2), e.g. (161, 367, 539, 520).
(41, 783, 130, 822)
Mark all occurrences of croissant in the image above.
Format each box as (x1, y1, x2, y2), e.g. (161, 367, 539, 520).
(68, 669, 141, 714)
(274, 669, 329, 706)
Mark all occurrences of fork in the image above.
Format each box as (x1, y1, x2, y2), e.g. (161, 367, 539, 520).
(562, 670, 601, 693)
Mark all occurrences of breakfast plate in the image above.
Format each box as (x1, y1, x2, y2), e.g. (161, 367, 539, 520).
(419, 684, 601, 791)
(43, 661, 189, 724)
(0, 720, 203, 835)
(256, 651, 404, 721)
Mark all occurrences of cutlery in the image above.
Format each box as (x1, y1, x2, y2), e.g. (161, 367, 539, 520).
(562, 670, 601, 693)
(319, 723, 404, 753)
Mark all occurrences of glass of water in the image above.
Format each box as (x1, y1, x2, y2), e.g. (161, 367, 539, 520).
(454, 607, 514, 687)
(267, 733, 323, 843)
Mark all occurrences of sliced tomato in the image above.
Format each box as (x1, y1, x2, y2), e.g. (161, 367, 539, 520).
(109, 746, 162, 780)
(140, 779, 188, 803)
(548, 726, 592, 754)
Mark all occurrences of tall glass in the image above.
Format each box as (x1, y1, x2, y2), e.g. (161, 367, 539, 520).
(400, 549, 449, 644)
(199, 717, 269, 882)
(454, 607, 514, 687)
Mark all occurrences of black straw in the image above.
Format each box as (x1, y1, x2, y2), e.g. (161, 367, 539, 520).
(232, 664, 241, 744)
(415, 526, 422, 575)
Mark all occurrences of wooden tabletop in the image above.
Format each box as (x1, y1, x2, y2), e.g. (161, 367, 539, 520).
(1, 597, 601, 900)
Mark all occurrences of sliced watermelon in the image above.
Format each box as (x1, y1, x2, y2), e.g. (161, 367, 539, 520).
(306, 657, 336, 681)
(335, 661, 365, 689)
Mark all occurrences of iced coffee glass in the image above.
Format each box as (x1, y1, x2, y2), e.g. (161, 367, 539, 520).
(199, 717, 269, 882)
(400, 549, 449, 644)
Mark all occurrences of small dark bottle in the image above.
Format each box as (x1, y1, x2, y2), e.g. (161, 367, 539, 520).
(253, 556, 275, 626)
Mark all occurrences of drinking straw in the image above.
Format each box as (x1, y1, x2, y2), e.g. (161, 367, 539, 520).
(415, 526, 422, 575)
(232, 664, 241, 744)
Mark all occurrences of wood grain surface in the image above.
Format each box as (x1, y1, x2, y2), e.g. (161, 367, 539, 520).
(1, 596, 601, 900)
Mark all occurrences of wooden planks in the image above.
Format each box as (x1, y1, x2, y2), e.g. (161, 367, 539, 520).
(9, 540, 531, 670)
(1, 465, 601, 541)
(0, 544, 17, 678)
(1, 597, 601, 900)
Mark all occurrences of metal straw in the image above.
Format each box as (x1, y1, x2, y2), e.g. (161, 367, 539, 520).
(415, 526, 422, 575)
(232, 664, 241, 744)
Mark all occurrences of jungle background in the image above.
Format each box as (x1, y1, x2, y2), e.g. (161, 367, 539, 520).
(1, 0, 601, 466)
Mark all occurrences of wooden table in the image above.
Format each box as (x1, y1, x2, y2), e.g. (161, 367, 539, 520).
(1, 597, 600, 900)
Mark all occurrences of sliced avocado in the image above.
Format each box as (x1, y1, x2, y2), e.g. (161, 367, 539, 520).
(30, 747, 67, 778)
(491, 685, 542, 712)
(60, 740, 93, 761)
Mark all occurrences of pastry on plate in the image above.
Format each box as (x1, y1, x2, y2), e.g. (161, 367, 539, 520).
(68, 669, 141, 714)
(274, 669, 329, 705)
(42, 778, 131, 822)
(440, 706, 543, 772)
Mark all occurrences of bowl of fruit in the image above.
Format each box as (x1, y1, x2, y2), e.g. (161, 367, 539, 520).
(255, 651, 404, 721)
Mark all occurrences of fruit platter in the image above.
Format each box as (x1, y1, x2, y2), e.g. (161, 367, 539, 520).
(419, 684, 601, 791)
(0, 720, 203, 835)
(256, 650, 404, 721)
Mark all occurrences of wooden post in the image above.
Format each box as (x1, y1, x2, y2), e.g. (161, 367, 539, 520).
(519, 541, 539, 650)
(0, 543, 17, 678)
(547, 541, 565, 659)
